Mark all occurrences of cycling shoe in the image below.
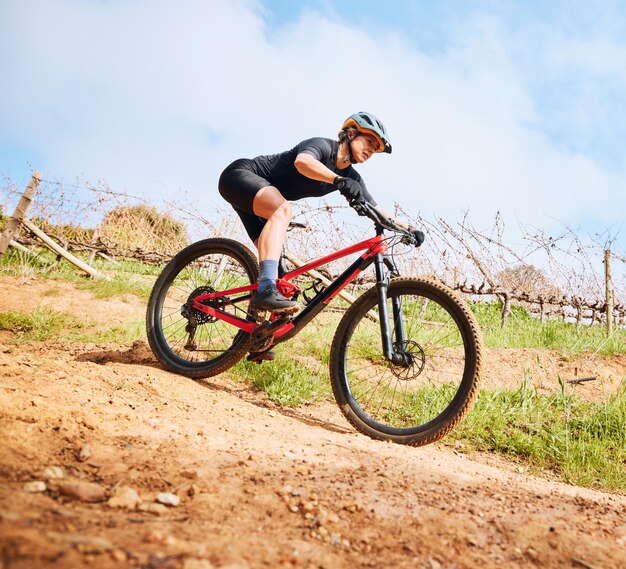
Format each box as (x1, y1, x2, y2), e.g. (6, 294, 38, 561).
(249, 284, 299, 314)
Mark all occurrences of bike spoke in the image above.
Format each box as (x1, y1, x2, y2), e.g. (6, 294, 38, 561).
(340, 287, 471, 430)
(149, 244, 256, 372)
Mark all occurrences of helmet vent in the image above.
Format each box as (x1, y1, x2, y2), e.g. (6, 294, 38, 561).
(360, 114, 374, 127)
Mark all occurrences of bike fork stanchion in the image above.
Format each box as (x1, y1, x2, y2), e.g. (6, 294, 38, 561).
(392, 295, 407, 347)
(374, 254, 396, 361)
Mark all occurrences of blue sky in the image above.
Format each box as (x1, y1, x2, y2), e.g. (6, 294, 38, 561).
(1, 0, 625, 252)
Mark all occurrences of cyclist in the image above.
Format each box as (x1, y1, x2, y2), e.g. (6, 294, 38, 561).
(218, 111, 424, 313)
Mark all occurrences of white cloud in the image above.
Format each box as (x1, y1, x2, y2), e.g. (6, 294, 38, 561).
(1, 0, 625, 249)
(549, 37, 626, 77)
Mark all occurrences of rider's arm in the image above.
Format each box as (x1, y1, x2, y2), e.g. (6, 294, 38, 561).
(293, 152, 337, 184)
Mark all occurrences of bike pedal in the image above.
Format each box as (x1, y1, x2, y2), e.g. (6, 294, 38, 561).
(247, 350, 276, 363)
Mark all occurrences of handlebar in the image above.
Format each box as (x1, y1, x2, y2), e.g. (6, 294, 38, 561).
(350, 199, 421, 247)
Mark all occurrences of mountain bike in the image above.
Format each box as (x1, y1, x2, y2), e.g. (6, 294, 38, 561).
(146, 201, 483, 446)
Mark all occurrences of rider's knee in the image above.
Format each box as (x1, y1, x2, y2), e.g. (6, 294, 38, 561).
(273, 201, 293, 223)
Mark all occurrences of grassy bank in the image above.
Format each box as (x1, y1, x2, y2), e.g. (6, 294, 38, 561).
(451, 377, 626, 490)
(474, 302, 626, 356)
(1, 252, 624, 491)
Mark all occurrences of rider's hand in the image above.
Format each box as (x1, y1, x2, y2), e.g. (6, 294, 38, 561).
(409, 227, 425, 247)
(334, 176, 363, 201)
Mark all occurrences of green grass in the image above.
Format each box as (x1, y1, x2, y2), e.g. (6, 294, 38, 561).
(77, 275, 152, 300)
(1, 245, 157, 299)
(71, 317, 145, 343)
(0, 307, 144, 344)
(472, 301, 626, 355)
(0, 308, 80, 341)
(233, 349, 331, 406)
(450, 377, 626, 491)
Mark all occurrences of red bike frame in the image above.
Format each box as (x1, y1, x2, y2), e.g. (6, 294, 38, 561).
(188, 233, 388, 342)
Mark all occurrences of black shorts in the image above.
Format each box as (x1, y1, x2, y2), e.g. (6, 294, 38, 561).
(218, 159, 270, 242)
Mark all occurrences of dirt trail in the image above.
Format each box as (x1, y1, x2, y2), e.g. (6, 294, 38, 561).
(0, 277, 624, 568)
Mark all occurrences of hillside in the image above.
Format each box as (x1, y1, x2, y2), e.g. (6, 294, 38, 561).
(0, 276, 624, 569)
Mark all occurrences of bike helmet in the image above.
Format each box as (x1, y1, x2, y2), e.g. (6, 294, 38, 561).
(341, 112, 392, 154)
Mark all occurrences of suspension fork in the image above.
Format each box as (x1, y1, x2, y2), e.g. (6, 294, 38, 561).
(374, 254, 407, 365)
(374, 254, 408, 364)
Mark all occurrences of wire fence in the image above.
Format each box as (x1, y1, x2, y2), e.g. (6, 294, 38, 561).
(2, 173, 625, 328)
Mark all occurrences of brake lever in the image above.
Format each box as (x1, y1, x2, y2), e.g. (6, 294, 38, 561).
(350, 199, 369, 217)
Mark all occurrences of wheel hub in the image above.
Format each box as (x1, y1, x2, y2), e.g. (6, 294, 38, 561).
(389, 340, 426, 380)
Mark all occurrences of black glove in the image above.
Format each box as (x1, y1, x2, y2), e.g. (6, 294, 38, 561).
(410, 227, 425, 247)
(334, 176, 363, 201)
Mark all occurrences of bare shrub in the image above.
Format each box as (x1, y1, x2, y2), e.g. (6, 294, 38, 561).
(97, 204, 189, 255)
(499, 264, 561, 298)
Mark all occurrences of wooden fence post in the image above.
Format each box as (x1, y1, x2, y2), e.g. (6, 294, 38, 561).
(605, 249, 613, 336)
(21, 219, 111, 281)
(0, 171, 42, 256)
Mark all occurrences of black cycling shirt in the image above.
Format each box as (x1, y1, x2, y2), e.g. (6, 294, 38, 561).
(249, 137, 377, 205)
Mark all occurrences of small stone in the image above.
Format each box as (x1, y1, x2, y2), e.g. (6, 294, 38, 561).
(78, 444, 92, 462)
(81, 413, 99, 430)
(47, 531, 112, 553)
(342, 500, 361, 513)
(111, 549, 127, 562)
(327, 512, 340, 524)
(183, 559, 215, 569)
(58, 481, 107, 502)
(107, 486, 141, 509)
(188, 484, 200, 497)
(156, 492, 180, 507)
(526, 547, 539, 561)
(98, 463, 128, 478)
(76, 537, 112, 554)
(143, 530, 163, 544)
(138, 502, 169, 516)
(23, 481, 46, 493)
(43, 466, 64, 479)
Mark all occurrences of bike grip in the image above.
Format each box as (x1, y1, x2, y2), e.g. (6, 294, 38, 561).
(412, 229, 425, 247)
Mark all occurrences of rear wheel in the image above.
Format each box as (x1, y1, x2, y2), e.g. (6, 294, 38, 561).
(146, 238, 259, 378)
(329, 277, 482, 446)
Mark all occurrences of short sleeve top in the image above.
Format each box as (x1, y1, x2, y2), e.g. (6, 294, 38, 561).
(249, 137, 377, 205)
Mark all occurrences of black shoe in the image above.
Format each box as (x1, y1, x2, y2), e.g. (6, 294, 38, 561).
(249, 284, 300, 314)
(247, 350, 276, 363)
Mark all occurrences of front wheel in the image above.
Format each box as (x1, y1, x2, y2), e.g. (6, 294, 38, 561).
(146, 238, 259, 379)
(329, 277, 482, 446)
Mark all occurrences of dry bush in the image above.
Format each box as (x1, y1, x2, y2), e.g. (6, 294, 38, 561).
(97, 204, 189, 255)
(36, 219, 95, 244)
(498, 264, 561, 298)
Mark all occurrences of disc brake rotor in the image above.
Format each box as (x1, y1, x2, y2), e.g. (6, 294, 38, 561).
(389, 340, 426, 380)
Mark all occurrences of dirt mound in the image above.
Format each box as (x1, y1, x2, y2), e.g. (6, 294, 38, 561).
(0, 276, 624, 568)
(76, 340, 159, 366)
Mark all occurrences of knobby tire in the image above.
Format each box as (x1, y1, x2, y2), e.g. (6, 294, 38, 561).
(146, 238, 259, 379)
(329, 277, 483, 446)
